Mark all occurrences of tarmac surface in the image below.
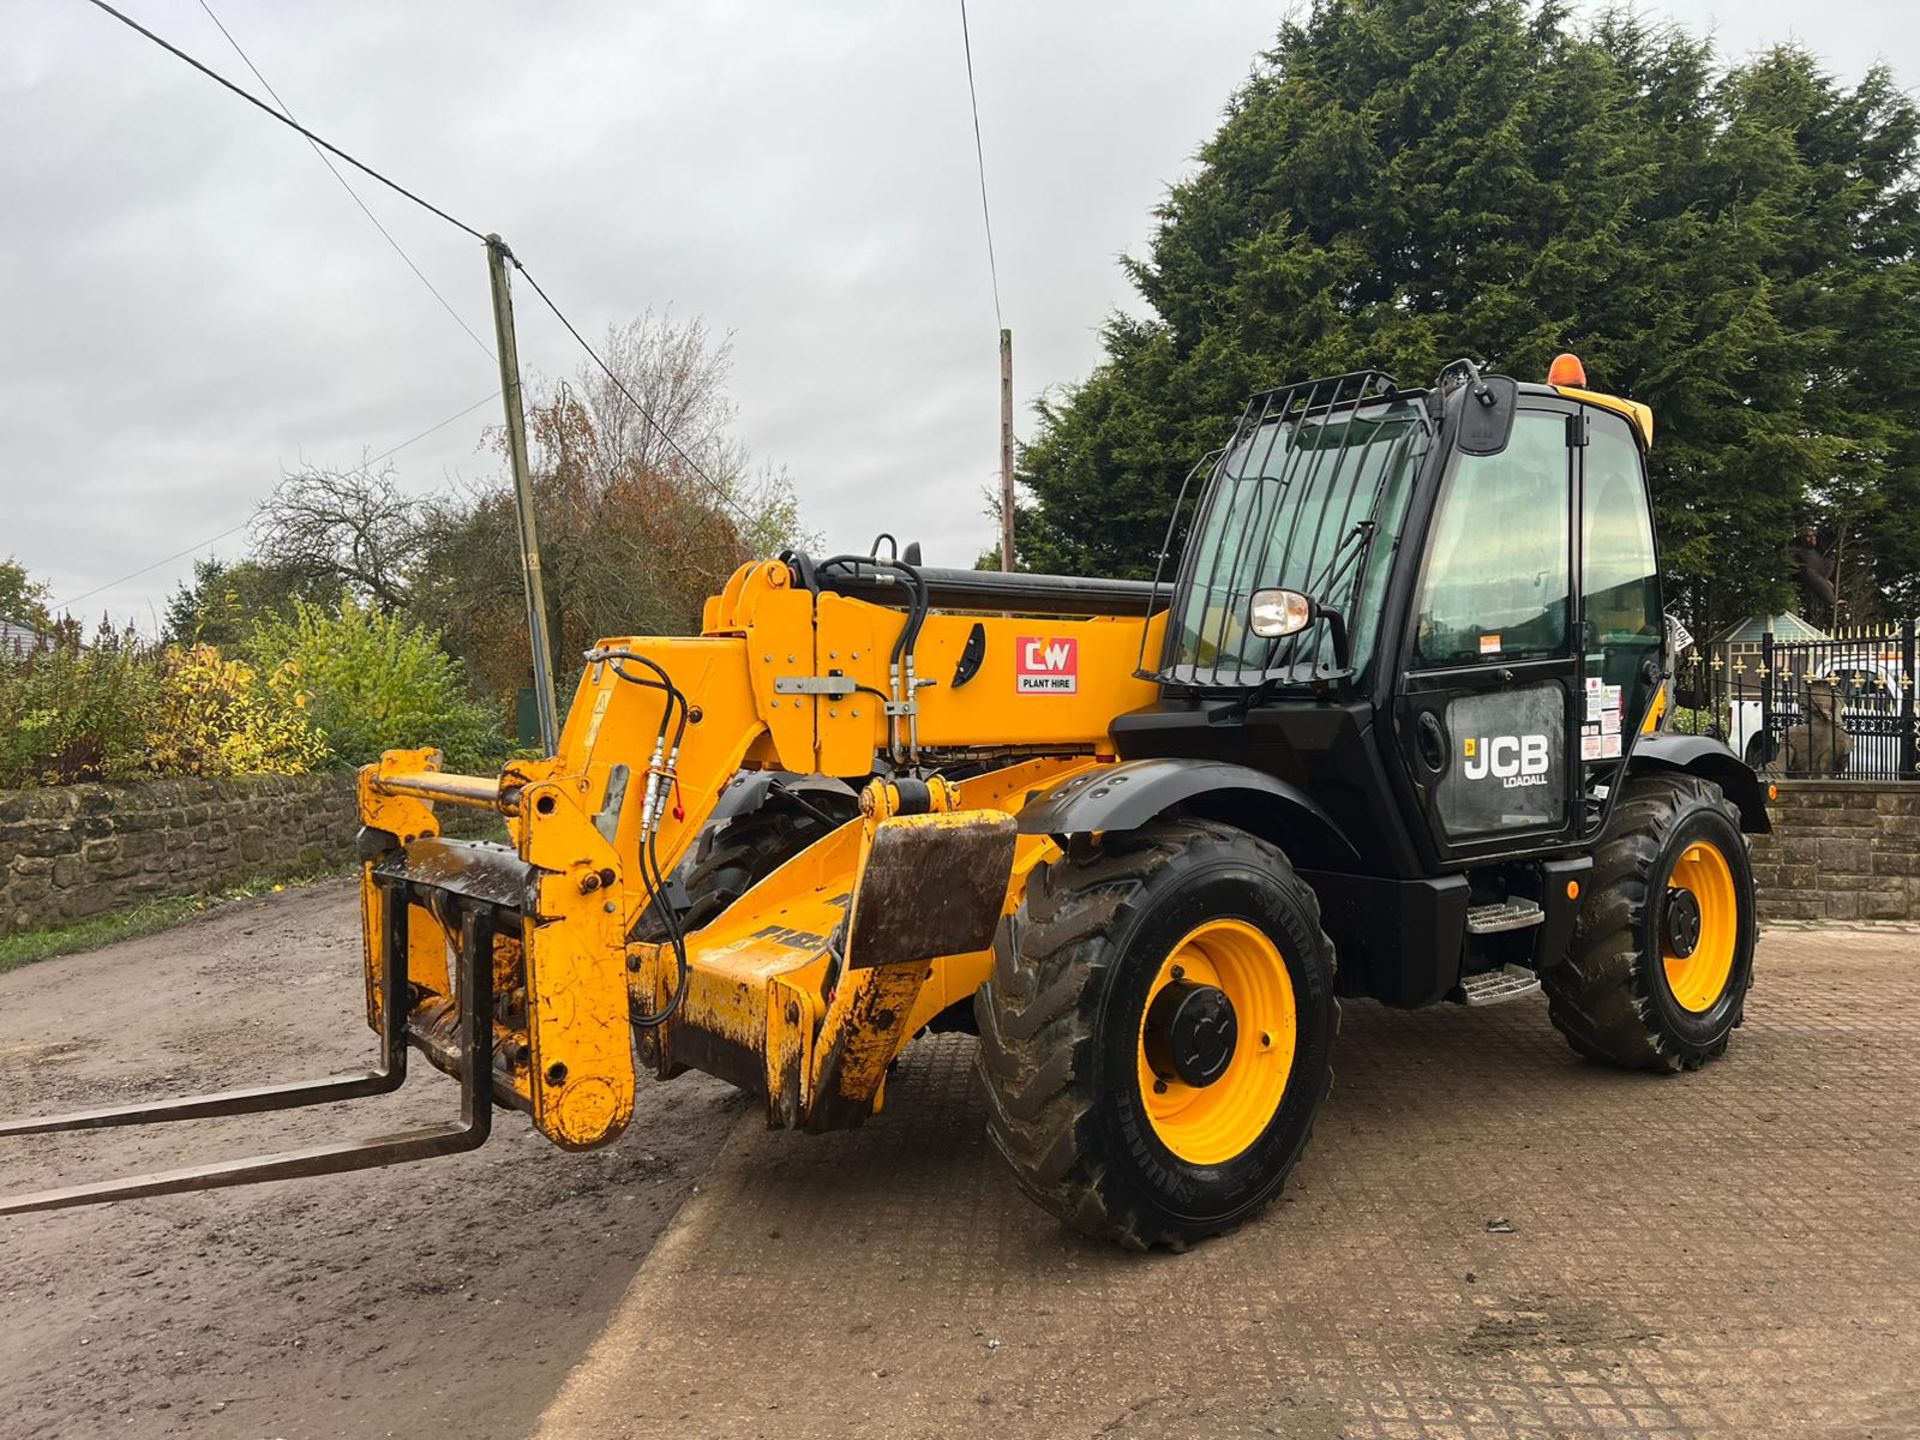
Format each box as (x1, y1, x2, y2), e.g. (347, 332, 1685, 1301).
(3, 890, 1914, 1439)
(540, 927, 1920, 1440)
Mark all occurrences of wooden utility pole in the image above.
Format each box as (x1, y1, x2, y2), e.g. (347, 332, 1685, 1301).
(999, 327, 1015, 571)
(484, 235, 560, 755)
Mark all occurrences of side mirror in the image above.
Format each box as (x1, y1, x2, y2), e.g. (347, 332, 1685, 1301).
(1434, 358, 1518, 456)
(1453, 375, 1519, 455)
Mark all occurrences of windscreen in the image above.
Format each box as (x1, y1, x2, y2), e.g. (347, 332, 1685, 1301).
(1161, 396, 1429, 685)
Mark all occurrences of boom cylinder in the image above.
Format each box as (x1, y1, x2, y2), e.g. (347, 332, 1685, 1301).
(811, 563, 1161, 618)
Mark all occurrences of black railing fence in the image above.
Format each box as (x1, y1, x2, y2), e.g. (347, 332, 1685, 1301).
(1681, 619, 1919, 780)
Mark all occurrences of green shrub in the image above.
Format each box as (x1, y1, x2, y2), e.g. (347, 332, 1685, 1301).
(251, 596, 503, 771)
(147, 644, 326, 777)
(1, 600, 503, 788)
(1667, 705, 1722, 738)
(0, 624, 159, 785)
(0, 626, 329, 786)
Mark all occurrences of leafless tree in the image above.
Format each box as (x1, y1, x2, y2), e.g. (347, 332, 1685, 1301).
(574, 313, 744, 485)
(407, 311, 812, 703)
(555, 311, 807, 552)
(252, 460, 422, 611)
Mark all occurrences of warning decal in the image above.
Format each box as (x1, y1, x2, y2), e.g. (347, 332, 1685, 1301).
(1016, 635, 1078, 694)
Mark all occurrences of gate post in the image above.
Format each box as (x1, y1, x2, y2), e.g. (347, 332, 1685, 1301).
(1901, 616, 1917, 778)
(1760, 628, 1775, 767)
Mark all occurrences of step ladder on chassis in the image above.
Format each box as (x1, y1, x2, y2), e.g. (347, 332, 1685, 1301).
(1458, 898, 1546, 1006)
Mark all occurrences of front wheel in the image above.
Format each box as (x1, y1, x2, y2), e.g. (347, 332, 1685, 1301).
(1543, 773, 1757, 1071)
(974, 820, 1337, 1250)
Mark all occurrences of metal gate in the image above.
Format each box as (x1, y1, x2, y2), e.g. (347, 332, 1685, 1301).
(1686, 619, 1918, 780)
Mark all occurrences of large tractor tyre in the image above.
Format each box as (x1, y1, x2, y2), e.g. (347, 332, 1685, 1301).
(975, 819, 1337, 1251)
(1543, 773, 1756, 1072)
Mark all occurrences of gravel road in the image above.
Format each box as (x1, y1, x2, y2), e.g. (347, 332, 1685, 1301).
(0, 878, 741, 1440)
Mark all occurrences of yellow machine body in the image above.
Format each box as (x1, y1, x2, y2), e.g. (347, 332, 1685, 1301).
(356, 558, 1163, 1148)
(5, 365, 1767, 1253)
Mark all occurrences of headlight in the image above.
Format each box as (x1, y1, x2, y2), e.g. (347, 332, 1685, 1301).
(1249, 588, 1314, 639)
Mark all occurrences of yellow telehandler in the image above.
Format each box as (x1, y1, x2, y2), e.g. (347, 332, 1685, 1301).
(3, 357, 1770, 1248)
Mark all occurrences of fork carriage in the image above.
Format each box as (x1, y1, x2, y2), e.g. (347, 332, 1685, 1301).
(2, 558, 1157, 1211)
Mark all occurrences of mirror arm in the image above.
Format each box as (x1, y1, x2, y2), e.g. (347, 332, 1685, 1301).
(1316, 603, 1352, 672)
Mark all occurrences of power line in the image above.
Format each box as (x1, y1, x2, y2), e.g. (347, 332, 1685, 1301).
(958, 0, 1003, 331)
(77, 4, 754, 539)
(81, 0, 486, 243)
(510, 257, 747, 523)
(194, 0, 494, 360)
(57, 391, 500, 611)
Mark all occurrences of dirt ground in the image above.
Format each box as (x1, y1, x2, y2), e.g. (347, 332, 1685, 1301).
(0, 879, 742, 1440)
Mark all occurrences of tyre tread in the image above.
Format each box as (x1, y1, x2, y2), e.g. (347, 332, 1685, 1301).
(975, 820, 1335, 1250)
(1542, 773, 1748, 1073)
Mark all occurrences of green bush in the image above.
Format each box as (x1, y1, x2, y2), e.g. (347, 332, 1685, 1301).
(251, 596, 503, 772)
(0, 626, 329, 787)
(0, 624, 160, 786)
(1667, 706, 1722, 738)
(0, 599, 503, 788)
(146, 644, 326, 777)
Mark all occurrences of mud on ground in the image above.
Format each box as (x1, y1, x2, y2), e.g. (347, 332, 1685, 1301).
(0, 879, 742, 1440)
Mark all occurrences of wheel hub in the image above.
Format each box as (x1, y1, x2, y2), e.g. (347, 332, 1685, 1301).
(1143, 981, 1238, 1088)
(1664, 886, 1703, 959)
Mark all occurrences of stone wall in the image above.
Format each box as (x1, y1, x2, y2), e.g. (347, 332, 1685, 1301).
(3, 773, 1913, 939)
(0, 773, 361, 938)
(1750, 780, 1920, 923)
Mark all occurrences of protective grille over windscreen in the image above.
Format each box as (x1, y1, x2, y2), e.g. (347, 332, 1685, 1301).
(1147, 371, 1431, 687)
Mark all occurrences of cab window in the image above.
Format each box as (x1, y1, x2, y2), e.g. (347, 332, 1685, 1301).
(1412, 409, 1571, 668)
(1580, 411, 1661, 727)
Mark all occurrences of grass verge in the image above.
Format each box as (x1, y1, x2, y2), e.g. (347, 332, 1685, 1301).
(0, 864, 349, 974)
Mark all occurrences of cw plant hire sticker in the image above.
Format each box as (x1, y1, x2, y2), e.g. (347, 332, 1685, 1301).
(1016, 635, 1078, 694)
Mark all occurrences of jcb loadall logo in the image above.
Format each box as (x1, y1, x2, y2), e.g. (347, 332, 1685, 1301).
(1462, 733, 1551, 788)
(1016, 636, 1078, 694)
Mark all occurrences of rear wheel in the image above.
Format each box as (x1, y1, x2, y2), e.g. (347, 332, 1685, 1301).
(1543, 773, 1756, 1071)
(975, 820, 1337, 1250)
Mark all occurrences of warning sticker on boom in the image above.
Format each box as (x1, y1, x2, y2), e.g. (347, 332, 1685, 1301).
(1016, 636, 1078, 694)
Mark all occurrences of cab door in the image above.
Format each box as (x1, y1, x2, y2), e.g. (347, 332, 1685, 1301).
(1394, 405, 1582, 859)
(1575, 408, 1665, 800)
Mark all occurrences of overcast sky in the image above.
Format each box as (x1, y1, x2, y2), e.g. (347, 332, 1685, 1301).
(4, 0, 1913, 628)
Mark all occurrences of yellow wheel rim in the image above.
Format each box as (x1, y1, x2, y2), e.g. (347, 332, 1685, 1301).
(1662, 840, 1739, 1013)
(1137, 919, 1295, 1165)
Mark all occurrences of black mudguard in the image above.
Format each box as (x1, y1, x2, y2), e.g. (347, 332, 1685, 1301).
(1629, 733, 1772, 833)
(706, 771, 861, 827)
(1015, 757, 1358, 863)
(688, 772, 862, 870)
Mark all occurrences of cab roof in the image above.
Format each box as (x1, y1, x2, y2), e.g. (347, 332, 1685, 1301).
(1515, 380, 1654, 449)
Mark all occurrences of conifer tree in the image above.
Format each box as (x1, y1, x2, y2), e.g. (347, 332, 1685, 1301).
(1019, 0, 1920, 627)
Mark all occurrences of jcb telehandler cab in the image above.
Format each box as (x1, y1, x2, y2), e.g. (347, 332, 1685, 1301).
(3, 356, 1769, 1249)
